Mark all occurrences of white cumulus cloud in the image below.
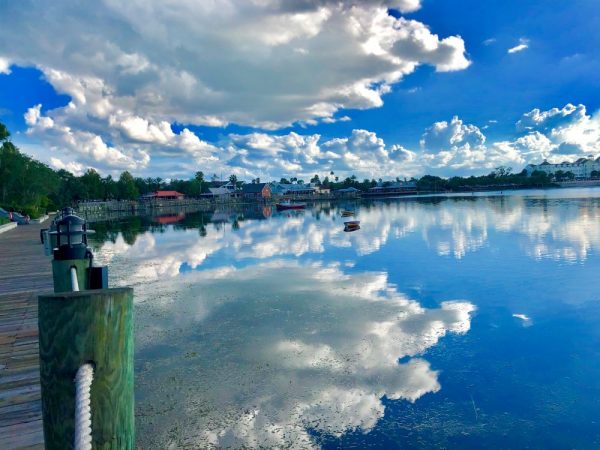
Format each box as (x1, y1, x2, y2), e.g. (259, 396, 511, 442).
(1, 0, 474, 176)
(508, 38, 529, 54)
(1, 0, 469, 130)
(516, 103, 600, 161)
(0, 57, 11, 74)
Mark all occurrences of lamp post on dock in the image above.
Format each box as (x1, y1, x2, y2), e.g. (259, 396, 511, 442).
(38, 212, 134, 449)
(50, 213, 93, 293)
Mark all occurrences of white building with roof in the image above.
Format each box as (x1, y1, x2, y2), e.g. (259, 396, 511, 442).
(525, 156, 600, 179)
(270, 183, 316, 196)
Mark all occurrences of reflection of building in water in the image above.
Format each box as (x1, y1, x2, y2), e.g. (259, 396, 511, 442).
(94, 194, 600, 280)
(210, 210, 235, 223)
(263, 206, 273, 218)
(153, 212, 186, 224)
(525, 156, 600, 179)
(211, 206, 272, 222)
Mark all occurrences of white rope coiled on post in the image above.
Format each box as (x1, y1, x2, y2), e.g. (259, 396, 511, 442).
(70, 266, 80, 292)
(74, 363, 94, 450)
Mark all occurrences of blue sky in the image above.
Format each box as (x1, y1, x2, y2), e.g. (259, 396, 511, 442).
(0, 0, 599, 180)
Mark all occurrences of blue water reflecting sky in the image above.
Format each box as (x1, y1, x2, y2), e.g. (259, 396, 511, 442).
(92, 188, 600, 448)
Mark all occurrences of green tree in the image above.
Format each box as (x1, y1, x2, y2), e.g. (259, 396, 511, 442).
(0, 122, 60, 215)
(80, 169, 104, 200)
(229, 174, 237, 185)
(103, 175, 118, 200)
(117, 171, 139, 200)
(195, 171, 206, 195)
(0, 122, 9, 141)
(417, 175, 448, 192)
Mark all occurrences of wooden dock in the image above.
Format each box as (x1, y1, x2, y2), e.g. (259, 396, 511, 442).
(0, 221, 52, 449)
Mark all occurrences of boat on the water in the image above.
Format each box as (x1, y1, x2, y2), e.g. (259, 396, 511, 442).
(276, 202, 306, 211)
(344, 220, 361, 232)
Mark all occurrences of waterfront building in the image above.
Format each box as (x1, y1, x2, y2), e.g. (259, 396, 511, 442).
(270, 183, 316, 196)
(525, 156, 600, 179)
(334, 187, 362, 197)
(364, 181, 417, 196)
(141, 190, 185, 201)
(242, 183, 272, 199)
(311, 183, 330, 194)
(201, 180, 239, 199)
(208, 180, 237, 192)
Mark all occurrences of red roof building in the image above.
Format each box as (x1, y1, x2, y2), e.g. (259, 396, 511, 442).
(154, 190, 184, 199)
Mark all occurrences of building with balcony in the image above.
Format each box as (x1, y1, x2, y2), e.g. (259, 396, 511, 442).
(525, 156, 600, 179)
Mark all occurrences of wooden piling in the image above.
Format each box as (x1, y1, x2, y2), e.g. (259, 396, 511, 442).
(38, 288, 134, 450)
(51, 259, 90, 293)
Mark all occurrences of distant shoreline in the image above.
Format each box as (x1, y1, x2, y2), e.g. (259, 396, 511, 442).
(74, 184, 600, 223)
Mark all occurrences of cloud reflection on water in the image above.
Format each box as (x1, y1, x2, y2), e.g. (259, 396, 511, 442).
(133, 261, 474, 448)
(89, 190, 600, 447)
(95, 192, 600, 286)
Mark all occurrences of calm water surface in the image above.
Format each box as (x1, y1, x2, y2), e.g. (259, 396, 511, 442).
(90, 188, 600, 449)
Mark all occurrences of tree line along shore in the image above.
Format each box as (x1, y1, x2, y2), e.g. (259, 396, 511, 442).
(1, 121, 559, 219)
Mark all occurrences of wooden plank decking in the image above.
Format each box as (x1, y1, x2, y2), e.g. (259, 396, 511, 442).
(0, 220, 52, 449)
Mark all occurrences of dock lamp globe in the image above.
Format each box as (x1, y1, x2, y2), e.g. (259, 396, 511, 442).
(51, 214, 92, 261)
(60, 206, 74, 219)
(49, 213, 108, 292)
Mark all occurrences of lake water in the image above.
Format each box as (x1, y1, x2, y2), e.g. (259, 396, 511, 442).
(90, 188, 600, 449)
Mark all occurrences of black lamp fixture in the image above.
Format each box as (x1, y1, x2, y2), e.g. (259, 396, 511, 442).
(51, 214, 93, 260)
(60, 207, 75, 218)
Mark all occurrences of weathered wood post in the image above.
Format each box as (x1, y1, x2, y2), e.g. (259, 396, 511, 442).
(39, 289, 134, 449)
(39, 212, 134, 449)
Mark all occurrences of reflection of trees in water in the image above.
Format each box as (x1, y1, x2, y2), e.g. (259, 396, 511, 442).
(121, 217, 143, 245)
(92, 194, 600, 264)
(91, 201, 362, 250)
(90, 211, 215, 247)
(90, 216, 148, 248)
(90, 204, 273, 247)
